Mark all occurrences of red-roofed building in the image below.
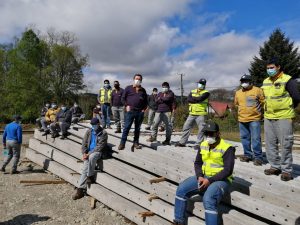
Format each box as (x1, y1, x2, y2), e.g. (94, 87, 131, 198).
(208, 101, 233, 118)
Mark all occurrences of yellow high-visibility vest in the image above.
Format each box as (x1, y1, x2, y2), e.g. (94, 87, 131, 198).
(99, 88, 112, 104)
(189, 89, 209, 116)
(200, 139, 233, 183)
(261, 73, 295, 119)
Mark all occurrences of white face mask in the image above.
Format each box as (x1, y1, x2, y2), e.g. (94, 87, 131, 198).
(206, 136, 216, 145)
(241, 82, 250, 89)
(198, 83, 205, 89)
(134, 79, 142, 86)
(162, 87, 169, 93)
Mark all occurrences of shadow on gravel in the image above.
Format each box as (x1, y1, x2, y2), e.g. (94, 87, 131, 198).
(0, 214, 50, 225)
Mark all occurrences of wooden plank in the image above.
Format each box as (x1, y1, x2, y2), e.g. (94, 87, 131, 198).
(20, 180, 67, 184)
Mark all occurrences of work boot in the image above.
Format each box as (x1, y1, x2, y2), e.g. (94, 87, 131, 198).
(42, 130, 50, 136)
(1, 167, 5, 173)
(162, 140, 170, 145)
(239, 155, 252, 162)
(264, 167, 281, 176)
(194, 145, 200, 151)
(146, 136, 156, 142)
(253, 159, 263, 166)
(86, 176, 95, 185)
(133, 143, 142, 149)
(145, 126, 151, 130)
(281, 172, 293, 181)
(118, 144, 125, 150)
(72, 188, 85, 200)
(38, 128, 44, 132)
(106, 125, 112, 129)
(175, 142, 185, 147)
(115, 128, 121, 133)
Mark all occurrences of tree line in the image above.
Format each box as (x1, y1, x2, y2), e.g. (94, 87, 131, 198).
(0, 28, 88, 122)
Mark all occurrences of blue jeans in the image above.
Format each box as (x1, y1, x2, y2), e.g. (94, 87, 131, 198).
(174, 176, 230, 225)
(101, 104, 111, 127)
(239, 121, 263, 161)
(120, 111, 144, 145)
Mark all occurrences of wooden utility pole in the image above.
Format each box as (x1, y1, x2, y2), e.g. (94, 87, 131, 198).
(180, 73, 184, 104)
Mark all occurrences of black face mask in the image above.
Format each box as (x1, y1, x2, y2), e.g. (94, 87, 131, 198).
(114, 84, 120, 88)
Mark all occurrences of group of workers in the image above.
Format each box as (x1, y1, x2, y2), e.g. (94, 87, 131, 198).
(1, 57, 299, 225)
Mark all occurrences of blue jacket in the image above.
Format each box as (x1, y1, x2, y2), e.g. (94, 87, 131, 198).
(3, 122, 22, 144)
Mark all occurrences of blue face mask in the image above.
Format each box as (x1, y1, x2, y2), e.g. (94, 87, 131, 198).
(104, 84, 110, 88)
(267, 68, 277, 77)
(61, 107, 66, 111)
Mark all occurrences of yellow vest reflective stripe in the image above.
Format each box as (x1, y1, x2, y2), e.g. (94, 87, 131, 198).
(200, 139, 233, 183)
(261, 73, 295, 119)
(189, 89, 209, 115)
(99, 88, 112, 104)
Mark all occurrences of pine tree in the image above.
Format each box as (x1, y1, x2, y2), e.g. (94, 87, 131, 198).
(249, 28, 300, 85)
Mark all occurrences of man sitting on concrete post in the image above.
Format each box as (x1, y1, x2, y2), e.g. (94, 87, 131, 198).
(50, 104, 72, 139)
(70, 102, 85, 124)
(42, 103, 60, 136)
(36, 102, 50, 131)
(173, 121, 235, 225)
(72, 118, 108, 200)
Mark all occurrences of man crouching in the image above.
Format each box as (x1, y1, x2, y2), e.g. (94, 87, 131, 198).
(72, 118, 108, 200)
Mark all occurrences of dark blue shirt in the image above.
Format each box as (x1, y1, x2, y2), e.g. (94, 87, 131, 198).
(121, 85, 148, 111)
(111, 88, 124, 107)
(3, 122, 22, 144)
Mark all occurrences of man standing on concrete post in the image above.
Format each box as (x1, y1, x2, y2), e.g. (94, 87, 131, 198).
(118, 74, 148, 150)
(72, 118, 108, 200)
(147, 82, 175, 145)
(145, 88, 158, 130)
(234, 74, 264, 166)
(111, 80, 125, 133)
(175, 78, 210, 147)
(98, 79, 112, 129)
(173, 121, 235, 225)
(262, 58, 300, 181)
(1, 115, 23, 174)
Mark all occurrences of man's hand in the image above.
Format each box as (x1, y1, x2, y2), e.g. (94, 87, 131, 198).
(126, 105, 131, 112)
(198, 177, 210, 190)
(83, 153, 89, 160)
(3, 143, 6, 149)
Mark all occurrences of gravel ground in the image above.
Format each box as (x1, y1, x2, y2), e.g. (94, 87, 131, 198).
(0, 134, 132, 225)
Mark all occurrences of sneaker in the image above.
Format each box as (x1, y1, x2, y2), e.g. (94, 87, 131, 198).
(115, 129, 121, 133)
(145, 127, 151, 130)
(239, 156, 252, 162)
(162, 140, 170, 145)
(38, 128, 44, 132)
(118, 144, 125, 150)
(51, 133, 59, 138)
(264, 167, 281, 176)
(1, 167, 5, 173)
(281, 172, 293, 181)
(86, 176, 95, 185)
(253, 159, 263, 166)
(172, 220, 184, 225)
(146, 137, 156, 142)
(133, 143, 142, 149)
(175, 142, 186, 147)
(72, 188, 85, 200)
(106, 125, 112, 129)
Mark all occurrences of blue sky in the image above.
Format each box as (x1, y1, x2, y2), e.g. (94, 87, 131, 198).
(0, 0, 300, 94)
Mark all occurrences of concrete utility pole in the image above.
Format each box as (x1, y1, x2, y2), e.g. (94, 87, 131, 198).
(179, 73, 184, 104)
